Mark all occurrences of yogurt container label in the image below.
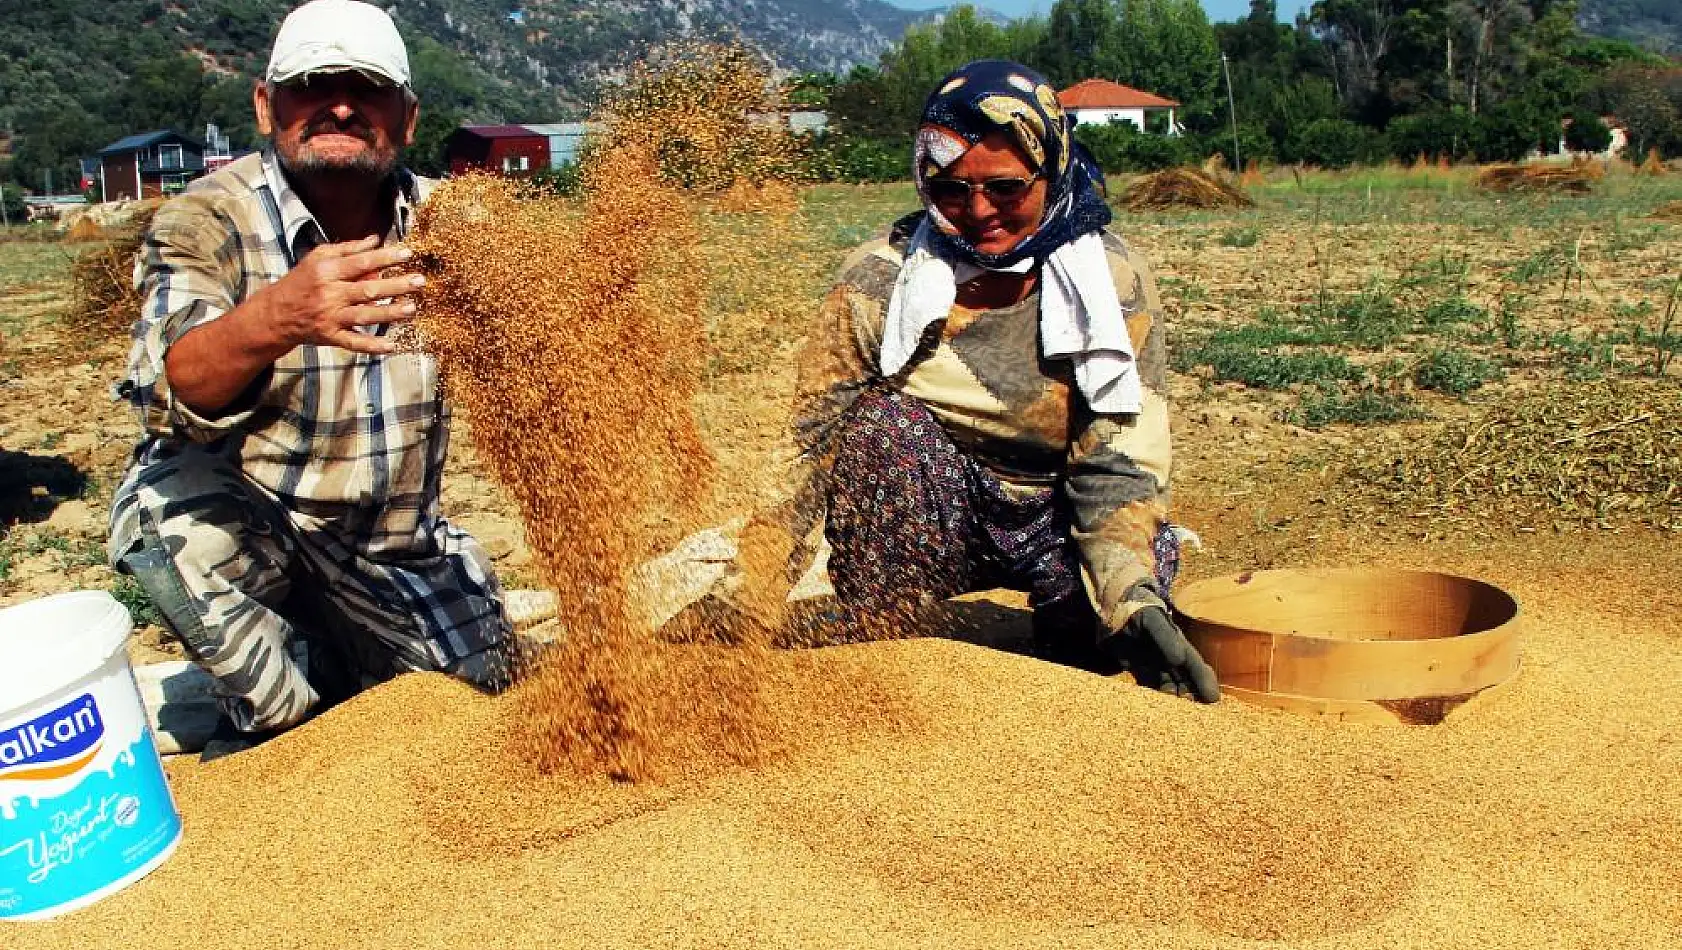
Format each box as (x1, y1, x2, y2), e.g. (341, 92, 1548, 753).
(0, 666, 182, 919)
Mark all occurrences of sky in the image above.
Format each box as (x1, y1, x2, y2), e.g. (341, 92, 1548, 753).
(884, 0, 1313, 24)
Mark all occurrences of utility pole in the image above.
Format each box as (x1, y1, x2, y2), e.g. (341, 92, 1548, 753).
(1221, 51, 1242, 173)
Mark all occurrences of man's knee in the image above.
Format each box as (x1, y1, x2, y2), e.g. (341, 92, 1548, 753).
(111, 456, 294, 593)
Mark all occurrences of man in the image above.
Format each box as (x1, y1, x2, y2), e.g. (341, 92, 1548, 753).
(110, 0, 518, 744)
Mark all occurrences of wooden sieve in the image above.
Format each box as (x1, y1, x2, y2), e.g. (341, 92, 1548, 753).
(1174, 569, 1520, 725)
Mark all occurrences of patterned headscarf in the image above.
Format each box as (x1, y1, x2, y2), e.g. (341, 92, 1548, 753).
(913, 60, 1112, 270)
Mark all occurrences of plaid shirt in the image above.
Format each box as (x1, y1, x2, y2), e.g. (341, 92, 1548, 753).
(116, 150, 452, 559)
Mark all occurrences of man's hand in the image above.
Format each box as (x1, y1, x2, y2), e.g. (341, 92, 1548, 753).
(165, 236, 425, 417)
(255, 235, 424, 357)
(1110, 606, 1221, 704)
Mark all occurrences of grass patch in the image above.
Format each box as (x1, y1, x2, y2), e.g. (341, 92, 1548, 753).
(1218, 225, 1261, 248)
(1305, 286, 1412, 349)
(1292, 389, 1421, 428)
(1414, 348, 1501, 395)
(110, 573, 164, 628)
(0, 241, 76, 292)
(1173, 334, 1362, 390)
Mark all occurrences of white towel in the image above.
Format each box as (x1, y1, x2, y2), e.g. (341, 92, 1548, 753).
(881, 219, 1143, 414)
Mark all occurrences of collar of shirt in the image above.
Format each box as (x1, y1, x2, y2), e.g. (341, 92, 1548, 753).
(259, 148, 419, 262)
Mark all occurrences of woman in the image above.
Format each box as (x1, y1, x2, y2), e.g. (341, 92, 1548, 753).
(779, 60, 1218, 702)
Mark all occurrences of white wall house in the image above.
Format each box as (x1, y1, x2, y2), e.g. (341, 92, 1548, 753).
(1058, 79, 1183, 136)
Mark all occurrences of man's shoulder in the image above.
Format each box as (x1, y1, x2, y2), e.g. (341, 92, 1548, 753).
(154, 153, 269, 233)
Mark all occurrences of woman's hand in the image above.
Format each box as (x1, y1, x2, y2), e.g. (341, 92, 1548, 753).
(1112, 606, 1221, 704)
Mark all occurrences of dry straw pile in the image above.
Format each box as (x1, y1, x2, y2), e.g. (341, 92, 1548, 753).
(1345, 380, 1682, 531)
(1474, 160, 1603, 194)
(1122, 165, 1252, 211)
(411, 44, 808, 782)
(65, 203, 157, 342)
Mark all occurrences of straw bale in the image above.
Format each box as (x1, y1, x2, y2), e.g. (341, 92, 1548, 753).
(1474, 160, 1601, 194)
(1122, 166, 1253, 211)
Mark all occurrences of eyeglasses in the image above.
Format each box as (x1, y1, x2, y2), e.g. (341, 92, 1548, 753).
(924, 173, 1042, 206)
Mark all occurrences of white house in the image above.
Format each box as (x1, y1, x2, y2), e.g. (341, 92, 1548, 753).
(1058, 79, 1183, 136)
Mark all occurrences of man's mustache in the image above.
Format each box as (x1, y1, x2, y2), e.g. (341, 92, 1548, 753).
(302, 117, 376, 144)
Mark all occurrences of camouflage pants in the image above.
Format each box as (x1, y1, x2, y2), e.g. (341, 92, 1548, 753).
(109, 446, 518, 733)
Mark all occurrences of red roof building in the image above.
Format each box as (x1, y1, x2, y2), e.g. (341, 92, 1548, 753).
(444, 125, 551, 178)
(1058, 79, 1182, 135)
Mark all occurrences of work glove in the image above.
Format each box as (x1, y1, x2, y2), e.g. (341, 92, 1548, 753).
(1104, 605, 1221, 704)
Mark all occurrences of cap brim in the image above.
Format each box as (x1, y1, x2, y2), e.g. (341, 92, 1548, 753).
(268, 63, 406, 87)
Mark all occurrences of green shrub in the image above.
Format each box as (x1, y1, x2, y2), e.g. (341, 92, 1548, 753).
(1306, 289, 1411, 348)
(1564, 111, 1613, 153)
(1420, 295, 1487, 330)
(1177, 336, 1363, 390)
(1473, 100, 1558, 162)
(1386, 109, 1478, 162)
(528, 161, 584, 197)
(1290, 118, 1389, 169)
(1074, 121, 1190, 172)
(1414, 349, 1500, 396)
(110, 574, 164, 629)
(804, 132, 910, 183)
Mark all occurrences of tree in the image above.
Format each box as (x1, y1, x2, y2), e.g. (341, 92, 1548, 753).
(1116, 0, 1223, 121)
(1563, 110, 1613, 151)
(1037, 0, 1123, 87)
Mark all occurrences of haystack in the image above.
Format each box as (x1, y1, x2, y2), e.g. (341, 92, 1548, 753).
(1474, 160, 1602, 194)
(63, 215, 105, 243)
(1121, 165, 1252, 211)
(65, 204, 157, 342)
(1638, 147, 1669, 176)
(1650, 199, 1682, 220)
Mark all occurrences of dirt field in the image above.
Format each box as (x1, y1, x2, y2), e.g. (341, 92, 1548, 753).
(1, 165, 1680, 946)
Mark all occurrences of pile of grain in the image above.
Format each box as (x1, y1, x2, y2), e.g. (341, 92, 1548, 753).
(410, 45, 808, 781)
(11, 529, 1682, 948)
(1474, 160, 1602, 194)
(1122, 166, 1252, 211)
(1340, 379, 1682, 531)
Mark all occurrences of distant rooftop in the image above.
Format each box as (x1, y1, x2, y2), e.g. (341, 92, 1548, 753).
(452, 125, 541, 140)
(1058, 79, 1179, 110)
(99, 130, 205, 155)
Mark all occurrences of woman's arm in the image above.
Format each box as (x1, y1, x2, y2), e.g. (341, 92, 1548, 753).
(1064, 236, 1219, 701)
(1064, 235, 1173, 629)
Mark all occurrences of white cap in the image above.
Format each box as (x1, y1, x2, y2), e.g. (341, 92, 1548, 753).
(266, 0, 411, 87)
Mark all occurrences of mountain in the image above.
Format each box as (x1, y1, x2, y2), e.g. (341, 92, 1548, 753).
(397, 0, 928, 98)
(1578, 0, 1682, 54)
(0, 0, 931, 186)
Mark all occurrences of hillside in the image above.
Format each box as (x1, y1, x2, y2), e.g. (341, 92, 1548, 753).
(0, 0, 927, 186)
(1580, 0, 1682, 53)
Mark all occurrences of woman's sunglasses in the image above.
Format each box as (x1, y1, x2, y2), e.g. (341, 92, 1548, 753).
(925, 173, 1042, 205)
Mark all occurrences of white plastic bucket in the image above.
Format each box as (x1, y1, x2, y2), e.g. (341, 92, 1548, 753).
(0, 591, 182, 920)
